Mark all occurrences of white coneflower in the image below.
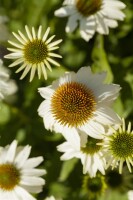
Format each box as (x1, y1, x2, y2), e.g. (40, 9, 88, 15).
(45, 196, 62, 200)
(128, 190, 133, 200)
(55, 0, 126, 41)
(45, 197, 56, 200)
(82, 173, 107, 199)
(0, 59, 17, 100)
(0, 15, 9, 41)
(102, 118, 133, 174)
(5, 25, 62, 81)
(38, 66, 121, 140)
(57, 131, 106, 177)
(0, 140, 46, 200)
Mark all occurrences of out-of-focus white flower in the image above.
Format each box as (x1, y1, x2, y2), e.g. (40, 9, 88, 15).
(0, 140, 46, 200)
(0, 59, 17, 101)
(5, 25, 62, 82)
(55, 0, 126, 41)
(0, 15, 9, 41)
(45, 196, 62, 200)
(57, 131, 106, 177)
(128, 190, 133, 200)
(38, 66, 121, 141)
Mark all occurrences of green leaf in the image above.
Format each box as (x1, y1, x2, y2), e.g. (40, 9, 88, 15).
(59, 158, 78, 182)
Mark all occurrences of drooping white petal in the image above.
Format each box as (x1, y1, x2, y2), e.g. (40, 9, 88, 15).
(23, 156, 44, 168)
(5, 140, 17, 163)
(15, 145, 31, 167)
(54, 6, 74, 17)
(66, 13, 79, 33)
(20, 176, 45, 186)
(15, 186, 36, 200)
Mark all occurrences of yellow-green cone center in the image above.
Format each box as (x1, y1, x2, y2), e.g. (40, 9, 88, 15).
(83, 175, 106, 198)
(24, 39, 48, 64)
(81, 136, 102, 155)
(76, 0, 102, 17)
(51, 82, 96, 127)
(110, 132, 133, 159)
(0, 163, 20, 191)
(87, 177, 103, 192)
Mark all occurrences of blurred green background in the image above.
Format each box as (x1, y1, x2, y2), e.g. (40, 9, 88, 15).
(0, 0, 133, 199)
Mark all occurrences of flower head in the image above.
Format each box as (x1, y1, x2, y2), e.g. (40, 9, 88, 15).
(128, 190, 133, 200)
(45, 196, 62, 200)
(102, 118, 133, 174)
(0, 15, 9, 42)
(57, 131, 106, 177)
(38, 66, 121, 140)
(55, 0, 126, 41)
(45, 197, 56, 200)
(5, 25, 62, 81)
(105, 168, 133, 193)
(0, 59, 17, 100)
(82, 173, 107, 199)
(0, 140, 46, 200)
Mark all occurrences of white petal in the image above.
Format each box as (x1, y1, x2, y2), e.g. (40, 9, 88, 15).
(42, 27, 50, 42)
(29, 65, 37, 82)
(23, 156, 44, 168)
(38, 87, 54, 99)
(9, 58, 24, 67)
(104, 18, 118, 28)
(5, 140, 17, 162)
(128, 190, 133, 200)
(94, 154, 105, 175)
(61, 127, 80, 149)
(21, 176, 45, 186)
(54, 6, 75, 17)
(80, 119, 105, 139)
(45, 35, 55, 45)
(47, 57, 60, 66)
(21, 168, 46, 176)
(104, 0, 126, 9)
(21, 185, 43, 193)
(96, 13, 109, 34)
(31, 27, 36, 39)
(20, 64, 32, 80)
(12, 32, 26, 45)
(16, 63, 27, 73)
(95, 106, 121, 125)
(80, 16, 96, 41)
(25, 25, 33, 41)
(37, 26, 42, 39)
(15, 186, 36, 200)
(66, 13, 79, 32)
(15, 145, 31, 167)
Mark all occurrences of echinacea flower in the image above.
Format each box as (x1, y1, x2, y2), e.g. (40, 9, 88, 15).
(0, 140, 46, 200)
(105, 168, 133, 193)
(45, 197, 56, 200)
(102, 118, 133, 174)
(128, 191, 133, 200)
(0, 59, 17, 100)
(57, 131, 106, 177)
(0, 15, 9, 42)
(38, 66, 121, 140)
(82, 174, 106, 199)
(55, 0, 126, 41)
(5, 25, 62, 82)
(45, 196, 62, 200)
